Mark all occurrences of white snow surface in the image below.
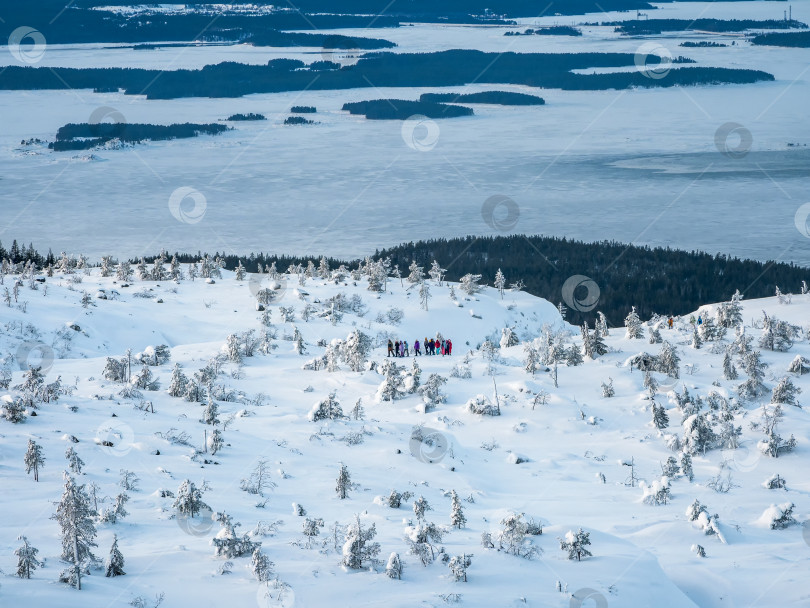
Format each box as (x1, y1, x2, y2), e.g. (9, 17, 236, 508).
(0, 265, 808, 607)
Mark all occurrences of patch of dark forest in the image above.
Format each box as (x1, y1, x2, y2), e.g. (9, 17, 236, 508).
(47, 123, 230, 152)
(602, 18, 807, 36)
(750, 31, 810, 48)
(0, 51, 773, 100)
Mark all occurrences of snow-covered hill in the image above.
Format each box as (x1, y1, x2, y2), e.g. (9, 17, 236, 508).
(0, 260, 808, 608)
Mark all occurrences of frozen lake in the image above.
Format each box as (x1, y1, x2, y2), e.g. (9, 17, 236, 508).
(0, 1, 809, 265)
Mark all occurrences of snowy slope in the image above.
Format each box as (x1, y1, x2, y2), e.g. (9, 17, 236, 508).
(1, 262, 808, 607)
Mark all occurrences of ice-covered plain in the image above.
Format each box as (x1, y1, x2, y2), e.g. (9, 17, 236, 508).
(1, 1, 809, 263)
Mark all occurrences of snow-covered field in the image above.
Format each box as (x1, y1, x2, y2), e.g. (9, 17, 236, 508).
(1, 1, 809, 263)
(1, 260, 809, 607)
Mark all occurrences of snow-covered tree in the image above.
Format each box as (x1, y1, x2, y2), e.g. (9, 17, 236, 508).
(15, 536, 42, 579)
(459, 273, 483, 295)
(758, 404, 797, 458)
(167, 363, 188, 397)
(759, 313, 799, 352)
(642, 477, 672, 506)
(787, 354, 810, 375)
(691, 324, 702, 349)
(65, 446, 84, 475)
(500, 326, 519, 349)
(407, 260, 424, 284)
(716, 291, 744, 328)
(308, 391, 345, 422)
(428, 260, 445, 285)
(559, 528, 592, 561)
(723, 349, 738, 380)
(173, 480, 210, 517)
(601, 378, 615, 398)
(495, 513, 537, 559)
(53, 472, 98, 590)
(449, 553, 472, 582)
(652, 401, 669, 430)
(24, 439, 45, 482)
(386, 552, 403, 579)
(336, 464, 351, 500)
(302, 517, 324, 548)
(419, 280, 431, 311)
(201, 394, 219, 425)
(624, 307, 644, 339)
(699, 316, 726, 342)
(494, 269, 506, 299)
(250, 547, 274, 582)
(680, 452, 694, 481)
(211, 512, 257, 558)
(596, 311, 609, 337)
(418, 373, 447, 411)
(523, 343, 541, 376)
(413, 496, 432, 522)
(240, 460, 276, 496)
(737, 349, 768, 400)
(132, 364, 159, 391)
(104, 535, 125, 577)
(657, 341, 680, 378)
(771, 376, 801, 406)
(207, 429, 224, 455)
(682, 413, 717, 455)
(100, 492, 129, 524)
(234, 260, 246, 281)
(341, 329, 371, 372)
(376, 360, 406, 402)
(341, 515, 380, 569)
(450, 490, 466, 529)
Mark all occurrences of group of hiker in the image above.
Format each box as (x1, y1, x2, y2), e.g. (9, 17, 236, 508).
(665, 315, 703, 329)
(387, 337, 452, 357)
